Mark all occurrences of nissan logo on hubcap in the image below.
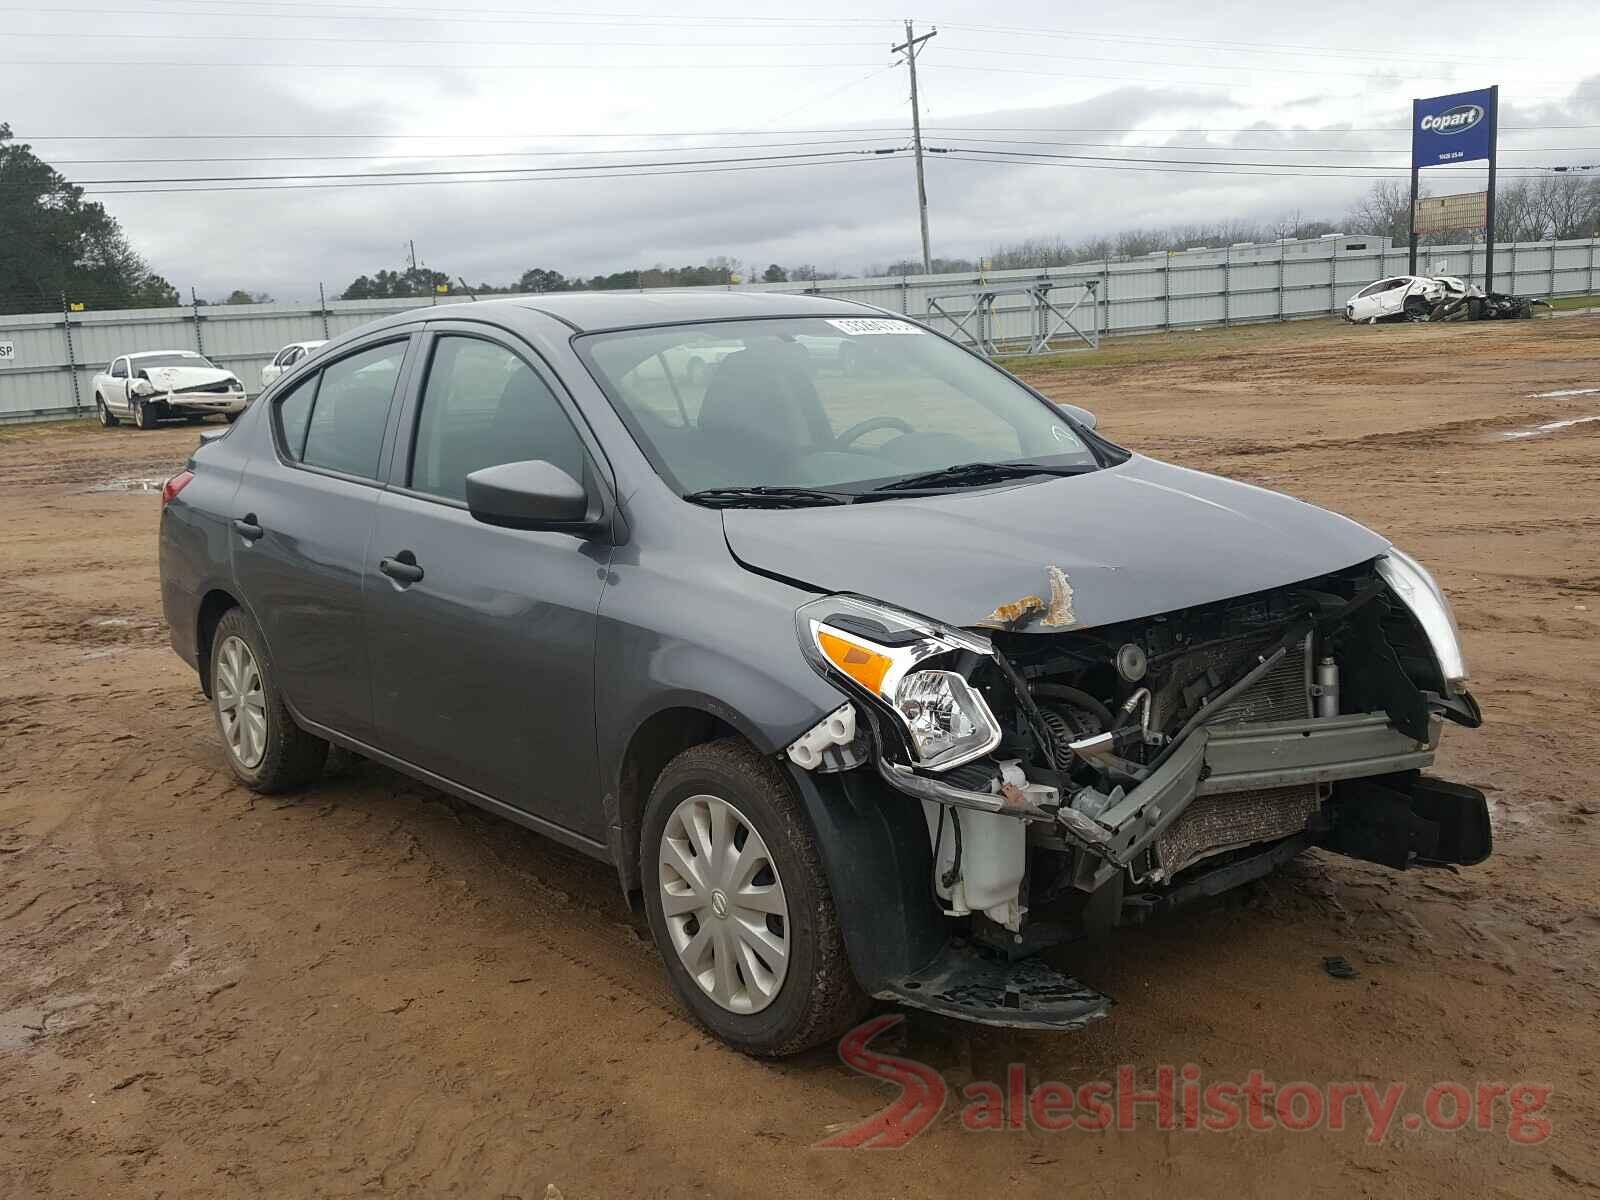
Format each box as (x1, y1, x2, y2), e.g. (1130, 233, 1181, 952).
(710, 890, 729, 918)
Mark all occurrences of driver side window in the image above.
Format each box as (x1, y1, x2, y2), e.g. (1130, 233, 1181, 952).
(111, 359, 127, 378)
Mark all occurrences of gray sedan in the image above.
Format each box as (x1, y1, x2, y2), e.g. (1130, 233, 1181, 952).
(158, 292, 1489, 1056)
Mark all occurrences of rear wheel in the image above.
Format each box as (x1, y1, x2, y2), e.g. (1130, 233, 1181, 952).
(95, 395, 119, 427)
(640, 739, 867, 1057)
(210, 607, 328, 792)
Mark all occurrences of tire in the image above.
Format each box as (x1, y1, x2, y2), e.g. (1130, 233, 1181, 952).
(225, 412, 240, 424)
(640, 739, 868, 1057)
(1403, 296, 1429, 322)
(95, 395, 119, 428)
(133, 398, 156, 430)
(209, 607, 328, 792)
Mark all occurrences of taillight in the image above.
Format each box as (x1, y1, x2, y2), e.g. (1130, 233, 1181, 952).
(161, 470, 194, 506)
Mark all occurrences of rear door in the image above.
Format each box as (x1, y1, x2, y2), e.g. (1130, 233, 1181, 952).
(363, 325, 610, 838)
(229, 335, 416, 741)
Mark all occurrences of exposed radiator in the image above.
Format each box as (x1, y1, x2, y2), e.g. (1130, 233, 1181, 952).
(1209, 634, 1314, 725)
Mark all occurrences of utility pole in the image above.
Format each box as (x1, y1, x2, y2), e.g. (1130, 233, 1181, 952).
(407, 240, 418, 272)
(892, 20, 936, 274)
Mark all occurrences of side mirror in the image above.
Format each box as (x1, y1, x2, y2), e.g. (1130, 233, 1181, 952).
(1057, 402, 1097, 431)
(465, 460, 592, 532)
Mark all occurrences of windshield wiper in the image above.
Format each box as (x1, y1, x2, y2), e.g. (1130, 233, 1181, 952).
(684, 486, 855, 509)
(873, 461, 1096, 493)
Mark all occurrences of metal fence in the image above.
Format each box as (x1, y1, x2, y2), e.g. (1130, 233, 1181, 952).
(3, 235, 1597, 423)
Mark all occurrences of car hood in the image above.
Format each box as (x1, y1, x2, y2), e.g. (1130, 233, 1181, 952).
(136, 366, 237, 391)
(721, 456, 1391, 632)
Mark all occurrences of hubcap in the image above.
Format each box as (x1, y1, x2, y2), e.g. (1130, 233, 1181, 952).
(215, 635, 268, 768)
(657, 794, 790, 1015)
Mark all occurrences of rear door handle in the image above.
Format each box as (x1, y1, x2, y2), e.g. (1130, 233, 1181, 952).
(232, 515, 263, 541)
(379, 552, 424, 585)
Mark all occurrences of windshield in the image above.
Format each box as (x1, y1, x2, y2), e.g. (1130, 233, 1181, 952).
(576, 317, 1099, 497)
(135, 354, 218, 371)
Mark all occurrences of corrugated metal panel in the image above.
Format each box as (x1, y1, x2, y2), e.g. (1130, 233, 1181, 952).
(4, 234, 1595, 421)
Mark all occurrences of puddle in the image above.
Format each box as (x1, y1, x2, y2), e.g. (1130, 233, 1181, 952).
(1528, 387, 1600, 399)
(1501, 415, 1600, 440)
(88, 477, 165, 493)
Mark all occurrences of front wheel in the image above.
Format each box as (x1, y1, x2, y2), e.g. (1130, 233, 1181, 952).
(210, 607, 328, 792)
(640, 739, 867, 1057)
(133, 399, 156, 430)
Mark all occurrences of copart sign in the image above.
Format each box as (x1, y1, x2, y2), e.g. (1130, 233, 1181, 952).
(1412, 87, 1496, 168)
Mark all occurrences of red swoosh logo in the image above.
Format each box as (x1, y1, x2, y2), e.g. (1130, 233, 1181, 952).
(816, 1014, 946, 1149)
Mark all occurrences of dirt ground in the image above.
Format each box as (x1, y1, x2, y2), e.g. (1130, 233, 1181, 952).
(2, 315, 1598, 1198)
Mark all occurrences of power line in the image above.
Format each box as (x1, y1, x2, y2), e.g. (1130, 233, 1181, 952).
(11, 127, 909, 140)
(42, 147, 900, 187)
(935, 19, 1533, 67)
(928, 149, 1554, 180)
(44, 136, 902, 165)
(920, 135, 1599, 154)
(0, 2, 897, 30)
(7, 28, 887, 49)
(14, 123, 1598, 145)
(936, 43, 1471, 81)
(0, 58, 896, 69)
(926, 145, 1574, 172)
(68, 154, 903, 196)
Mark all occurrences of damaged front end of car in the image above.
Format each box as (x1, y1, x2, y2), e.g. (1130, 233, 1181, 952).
(784, 552, 1489, 1032)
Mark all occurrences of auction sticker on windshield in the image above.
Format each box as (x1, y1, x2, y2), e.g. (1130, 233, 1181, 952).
(826, 318, 925, 336)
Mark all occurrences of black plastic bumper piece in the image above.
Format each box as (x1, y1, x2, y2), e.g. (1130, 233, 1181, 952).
(1324, 774, 1491, 869)
(875, 940, 1112, 1031)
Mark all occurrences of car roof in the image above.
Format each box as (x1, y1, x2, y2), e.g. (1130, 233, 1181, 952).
(352, 290, 883, 338)
(128, 349, 204, 358)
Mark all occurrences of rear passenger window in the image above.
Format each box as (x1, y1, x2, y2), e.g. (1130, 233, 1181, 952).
(301, 342, 405, 480)
(409, 336, 585, 503)
(275, 375, 317, 460)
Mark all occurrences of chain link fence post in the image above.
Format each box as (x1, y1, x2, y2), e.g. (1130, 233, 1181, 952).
(60, 292, 83, 414)
(318, 282, 331, 339)
(190, 287, 206, 357)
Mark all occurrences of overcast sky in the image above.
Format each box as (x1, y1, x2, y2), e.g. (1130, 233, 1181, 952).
(7, 0, 1598, 299)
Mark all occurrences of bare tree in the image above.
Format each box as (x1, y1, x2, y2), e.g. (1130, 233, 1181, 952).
(1345, 179, 1420, 244)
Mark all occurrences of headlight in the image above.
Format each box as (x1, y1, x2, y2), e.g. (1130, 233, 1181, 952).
(1377, 549, 1467, 684)
(796, 594, 1001, 771)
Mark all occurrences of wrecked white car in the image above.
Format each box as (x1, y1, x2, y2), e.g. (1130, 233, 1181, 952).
(94, 350, 247, 429)
(1345, 275, 1551, 324)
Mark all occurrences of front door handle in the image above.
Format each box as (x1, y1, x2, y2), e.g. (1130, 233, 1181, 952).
(232, 515, 263, 541)
(379, 551, 425, 585)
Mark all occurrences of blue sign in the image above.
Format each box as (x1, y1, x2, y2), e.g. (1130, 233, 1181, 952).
(1412, 87, 1496, 168)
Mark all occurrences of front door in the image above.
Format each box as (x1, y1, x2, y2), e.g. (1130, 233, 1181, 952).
(364, 330, 609, 838)
(229, 337, 413, 740)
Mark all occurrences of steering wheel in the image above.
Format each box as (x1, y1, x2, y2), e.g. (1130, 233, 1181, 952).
(834, 416, 915, 448)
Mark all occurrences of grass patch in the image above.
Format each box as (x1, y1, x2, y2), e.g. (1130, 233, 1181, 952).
(1005, 317, 1345, 375)
(1547, 294, 1600, 312)
(0, 416, 99, 442)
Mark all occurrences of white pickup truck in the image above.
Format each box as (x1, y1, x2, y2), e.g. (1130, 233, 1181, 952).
(93, 350, 248, 429)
